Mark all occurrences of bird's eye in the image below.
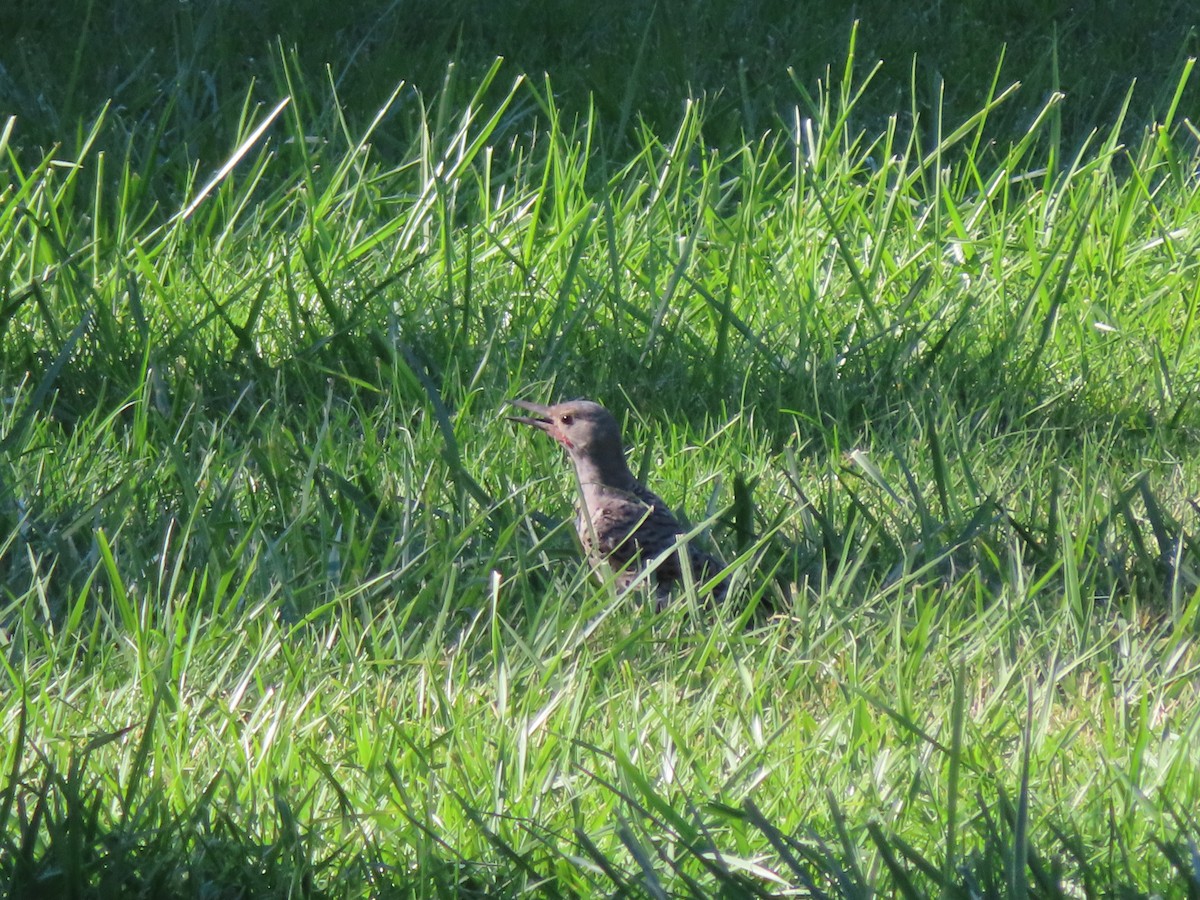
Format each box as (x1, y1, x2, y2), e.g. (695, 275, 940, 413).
(560, 414, 574, 426)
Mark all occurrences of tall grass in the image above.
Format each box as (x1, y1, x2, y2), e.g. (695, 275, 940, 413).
(2, 39, 1200, 896)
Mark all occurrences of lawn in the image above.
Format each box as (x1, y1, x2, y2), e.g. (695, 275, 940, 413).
(2, 5, 1200, 897)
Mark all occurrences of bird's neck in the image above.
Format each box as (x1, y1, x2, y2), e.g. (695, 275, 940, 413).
(571, 452, 638, 492)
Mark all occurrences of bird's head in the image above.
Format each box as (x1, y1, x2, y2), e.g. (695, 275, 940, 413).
(507, 398, 625, 464)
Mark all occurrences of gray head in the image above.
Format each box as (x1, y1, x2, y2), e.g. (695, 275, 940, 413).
(507, 399, 633, 483)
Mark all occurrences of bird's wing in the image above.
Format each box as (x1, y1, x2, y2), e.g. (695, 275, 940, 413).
(628, 484, 724, 576)
(585, 497, 681, 567)
(580, 485, 727, 600)
(635, 496, 727, 597)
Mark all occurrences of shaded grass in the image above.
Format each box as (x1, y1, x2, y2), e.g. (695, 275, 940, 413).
(2, 40, 1200, 897)
(2, 0, 1198, 160)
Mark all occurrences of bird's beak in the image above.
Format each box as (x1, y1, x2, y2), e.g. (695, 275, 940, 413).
(507, 399, 574, 448)
(506, 399, 553, 432)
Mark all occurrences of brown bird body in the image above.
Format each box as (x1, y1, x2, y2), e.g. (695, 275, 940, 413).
(509, 399, 725, 606)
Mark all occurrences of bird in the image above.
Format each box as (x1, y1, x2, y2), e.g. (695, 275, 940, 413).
(508, 398, 726, 607)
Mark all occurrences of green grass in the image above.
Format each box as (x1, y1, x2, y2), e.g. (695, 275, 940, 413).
(4, 0, 1199, 158)
(3, 31, 1200, 898)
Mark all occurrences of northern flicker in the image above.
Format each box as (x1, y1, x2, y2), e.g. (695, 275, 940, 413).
(508, 399, 726, 606)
